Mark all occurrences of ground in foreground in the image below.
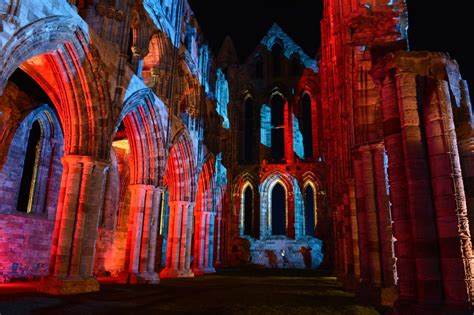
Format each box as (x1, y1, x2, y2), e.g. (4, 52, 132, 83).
(0, 269, 384, 315)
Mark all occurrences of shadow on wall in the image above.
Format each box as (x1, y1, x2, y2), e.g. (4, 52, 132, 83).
(297, 246, 312, 269)
(265, 246, 312, 269)
(265, 250, 278, 268)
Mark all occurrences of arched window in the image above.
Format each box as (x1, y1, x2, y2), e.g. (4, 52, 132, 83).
(255, 57, 263, 78)
(304, 185, 316, 236)
(243, 98, 253, 162)
(302, 94, 313, 159)
(271, 183, 286, 236)
(272, 44, 282, 76)
(291, 55, 301, 76)
(127, 28, 134, 64)
(271, 94, 285, 161)
(17, 120, 42, 213)
(243, 185, 253, 236)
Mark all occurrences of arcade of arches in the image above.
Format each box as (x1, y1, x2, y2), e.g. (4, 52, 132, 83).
(0, 0, 474, 314)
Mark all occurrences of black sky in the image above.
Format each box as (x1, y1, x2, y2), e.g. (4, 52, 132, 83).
(189, 1, 472, 96)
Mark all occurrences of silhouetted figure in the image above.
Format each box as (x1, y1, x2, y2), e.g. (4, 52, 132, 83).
(280, 249, 289, 268)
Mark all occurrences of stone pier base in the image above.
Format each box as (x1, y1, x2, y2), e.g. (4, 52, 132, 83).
(160, 268, 194, 279)
(38, 276, 100, 295)
(117, 272, 160, 284)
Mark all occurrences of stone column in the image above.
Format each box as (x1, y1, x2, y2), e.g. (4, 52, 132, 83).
(147, 187, 162, 276)
(348, 180, 361, 280)
(360, 145, 382, 287)
(353, 154, 371, 284)
(160, 201, 194, 278)
(423, 79, 474, 308)
(396, 71, 443, 305)
(342, 190, 356, 290)
(118, 185, 161, 284)
(205, 213, 216, 273)
(214, 208, 223, 267)
(192, 211, 206, 275)
(371, 142, 397, 305)
(378, 72, 417, 305)
(41, 155, 108, 295)
(453, 81, 474, 244)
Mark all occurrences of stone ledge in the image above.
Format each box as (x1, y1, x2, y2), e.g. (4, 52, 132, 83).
(38, 276, 100, 295)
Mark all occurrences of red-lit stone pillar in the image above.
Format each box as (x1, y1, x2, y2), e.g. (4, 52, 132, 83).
(424, 79, 474, 309)
(41, 155, 108, 294)
(287, 191, 295, 239)
(371, 143, 397, 305)
(214, 204, 223, 267)
(160, 201, 194, 278)
(454, 80, 474, 248)
(377, 71, 417, 305)
(194, 211, 217, 274)
(118, 185, 161, 284)
(347, 181, 361, 287)
(361, 145, 382, 287)
(192, 211, 206, 275)
(396, 71, 444, 306)
(342, 190, 356, 289)
(205, 212, 216, 273)
(353, 154, 370, 285)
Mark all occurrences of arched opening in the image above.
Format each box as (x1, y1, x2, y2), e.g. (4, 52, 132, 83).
(302, 94, 313, 159)
(272, 44, 282, 76)
(17, 121, 42, 213)
(271, 94, 285, 161)
(243, 185, 253, 236)
(271, 183, 286, 236)
(255, 57, 263, 78)
(304, 185, 316, 236)
(127, 27, 134, 64)
(291, 54, 302, 76)
(244, 98, 254, 162)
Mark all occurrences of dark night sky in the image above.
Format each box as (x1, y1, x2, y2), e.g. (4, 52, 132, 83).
(189, 1, 473, 96)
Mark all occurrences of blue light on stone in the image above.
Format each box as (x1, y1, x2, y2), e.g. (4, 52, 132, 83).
(261, 104, 271, 147)
(215, 68, 230, 129)
(292, 114, 304, 159)
(260, 23, 318, 73)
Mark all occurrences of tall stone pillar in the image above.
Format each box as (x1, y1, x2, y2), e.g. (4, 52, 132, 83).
(193, 211, 217, 274)
(453, 81, 474, 244)
(423, 79, 474, 309)
(353, 154, 371, 285)
(396, 71, 444, 306)
(160, 201, 194, 278)
(41, 155, 108, 294)
(192, 211, 206, 275)
(361, 145, 382, 287)
(378, 72, 417, 305)
(348, 181, 361, 280)
(118, 185, 161, 284)
(342, 189, 357, 290)
(214, 210, 223, 267)
(371, 143, 397, 305)
(205, 213, 216, 273)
